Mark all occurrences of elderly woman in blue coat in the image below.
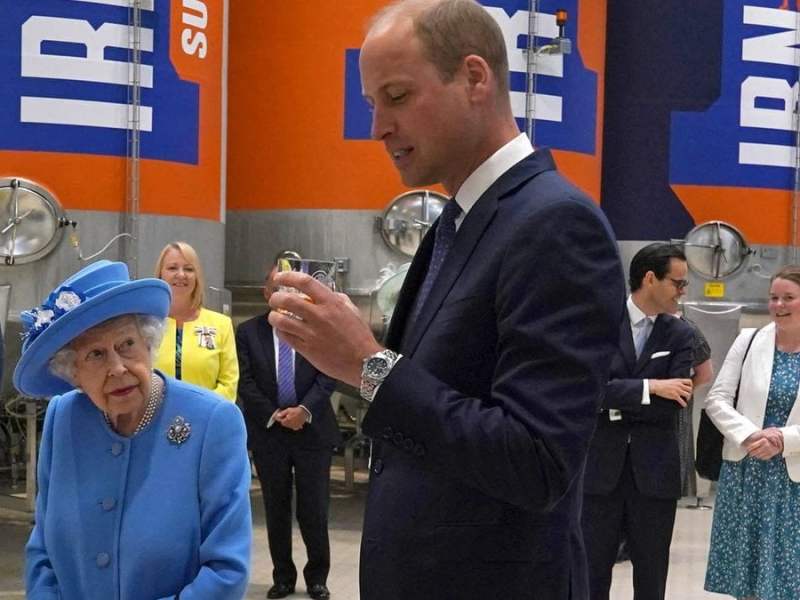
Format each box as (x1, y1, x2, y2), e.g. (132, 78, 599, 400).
(15, 260, 252, 600)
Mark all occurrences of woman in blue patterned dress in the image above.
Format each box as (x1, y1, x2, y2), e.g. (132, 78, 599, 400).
(704, 265, 800, 600)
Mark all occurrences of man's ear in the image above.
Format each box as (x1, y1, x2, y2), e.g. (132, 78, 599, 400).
(462, 54, 492, 100)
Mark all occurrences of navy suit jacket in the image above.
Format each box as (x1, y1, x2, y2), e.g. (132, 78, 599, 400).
(359, 149, 626, 600)
(583, 312, 694, 499)
(235, 314, 341, 449)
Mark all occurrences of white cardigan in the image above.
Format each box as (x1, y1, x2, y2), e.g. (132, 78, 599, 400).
(705, 321, 800, 482)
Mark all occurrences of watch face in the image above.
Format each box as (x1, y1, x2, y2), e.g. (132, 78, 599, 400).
(365, 356, 390, 378)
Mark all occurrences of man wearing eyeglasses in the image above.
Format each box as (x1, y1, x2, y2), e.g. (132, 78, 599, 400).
(582, 243, 695, 600)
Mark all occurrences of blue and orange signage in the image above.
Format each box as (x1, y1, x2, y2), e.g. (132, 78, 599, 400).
(670, 0, 796, 244)
(0, 0, 225, 220)
(342, 1, 605, 201)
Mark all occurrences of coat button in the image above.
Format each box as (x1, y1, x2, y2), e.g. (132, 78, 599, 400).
(413, 444, 425, 457)
(382, 427, 393, 440)
(392, 432, 404, 446)
(96, 552, 110, 568)
(372, 459, 384, 475)
(403, 438, 414, 451)
(111, 442, 124, 456)
(101, 498, 116, 511)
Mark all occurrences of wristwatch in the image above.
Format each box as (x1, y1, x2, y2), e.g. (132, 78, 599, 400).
(360, 349, 401, 402)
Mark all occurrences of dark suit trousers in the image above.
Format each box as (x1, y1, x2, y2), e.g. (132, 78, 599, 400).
(582, 448, 677, 600)
(251, 426, 332, 587)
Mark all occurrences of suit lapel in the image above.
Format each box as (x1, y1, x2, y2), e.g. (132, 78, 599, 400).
(386, 226, 436, 352)
(620, 316, 636, 370)
(294, 347, 313, 384)
(401, 188, 497, 355)
(399, 150, 556, 357)
(635, 314, 665, 371)
(257, 315, 278, 384)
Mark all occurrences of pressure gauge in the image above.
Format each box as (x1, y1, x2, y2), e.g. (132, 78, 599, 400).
(0, 178, 65, 265)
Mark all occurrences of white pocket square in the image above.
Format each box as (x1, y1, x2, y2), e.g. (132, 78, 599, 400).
(650, 351, 671, 359)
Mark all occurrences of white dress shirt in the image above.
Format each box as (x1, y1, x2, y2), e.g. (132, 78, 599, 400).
(452, 132, 534, 230)
(627, 296, 655, 405)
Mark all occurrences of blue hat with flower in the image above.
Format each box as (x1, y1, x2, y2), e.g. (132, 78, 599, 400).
(14, 260, 171, 398)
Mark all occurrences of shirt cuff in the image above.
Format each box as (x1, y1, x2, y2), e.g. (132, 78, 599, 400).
(641, 379, 651, 405)
(300, 405, 312, 423)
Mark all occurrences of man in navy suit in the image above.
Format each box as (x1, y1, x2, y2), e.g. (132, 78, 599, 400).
(268, 1, 625, 598)
(582, 243, 695, 600)
(236, 259, 341, 600)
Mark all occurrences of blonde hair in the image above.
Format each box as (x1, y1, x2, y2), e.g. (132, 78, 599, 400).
(154, 241, 206, 310)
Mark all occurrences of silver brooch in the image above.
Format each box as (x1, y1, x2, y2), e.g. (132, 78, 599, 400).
(194, 326, 217, 349)
(167, 416, 191, 445)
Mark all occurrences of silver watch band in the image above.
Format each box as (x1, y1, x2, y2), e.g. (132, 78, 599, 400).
(360, 350, 401, 402)
(360, 379, 381, 403)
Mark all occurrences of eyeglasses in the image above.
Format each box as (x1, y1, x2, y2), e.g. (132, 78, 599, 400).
(668, 278, 689, 291)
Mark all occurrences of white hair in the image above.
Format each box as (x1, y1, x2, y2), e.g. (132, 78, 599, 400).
(48, 314, 165, 385)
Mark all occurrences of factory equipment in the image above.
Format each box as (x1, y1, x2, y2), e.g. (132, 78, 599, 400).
(524, 5, 572, 144)
(679, 221, 754, 280)
(370, 188, 450, 337)
(369, 262, 411, 341)
(0, 178, 69, 266)
(1, 396, 45, 513)
(376, 190, 449, 257)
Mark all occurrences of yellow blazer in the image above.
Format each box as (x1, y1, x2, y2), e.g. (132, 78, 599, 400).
(156, 307, 239, 401)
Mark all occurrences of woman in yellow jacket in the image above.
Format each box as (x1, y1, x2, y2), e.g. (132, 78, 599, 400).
(154, 241, 239, 401)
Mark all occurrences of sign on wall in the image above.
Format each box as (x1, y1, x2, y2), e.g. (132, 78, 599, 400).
(671, 1, 797, 190)
(1, 0, 201, 163)
(0, 0, 226, 220)
(344, 0, 599, 157)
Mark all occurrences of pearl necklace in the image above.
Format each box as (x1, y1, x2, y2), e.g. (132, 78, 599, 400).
(104, 374, 164, 436)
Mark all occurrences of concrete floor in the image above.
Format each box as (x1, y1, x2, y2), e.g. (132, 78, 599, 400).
(0, 468, 729, 599)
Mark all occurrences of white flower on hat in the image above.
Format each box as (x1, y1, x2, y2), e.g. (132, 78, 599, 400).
(54, 290, 82, 312)
(34, 309, 55, 329)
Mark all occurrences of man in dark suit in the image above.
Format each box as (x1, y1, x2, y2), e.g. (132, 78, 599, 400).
(236, 260, 341, 600)
(582, 243, 695, 600)
(268, 1, 625, 598)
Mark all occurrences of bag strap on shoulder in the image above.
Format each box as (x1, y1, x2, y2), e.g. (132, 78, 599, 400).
(733, 327, 761, 410)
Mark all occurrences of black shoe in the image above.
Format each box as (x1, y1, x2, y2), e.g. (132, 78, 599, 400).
(308, 583, 330, 600)
(267, 583, 295, 599)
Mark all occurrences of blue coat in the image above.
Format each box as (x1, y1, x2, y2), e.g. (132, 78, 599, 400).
(360, 149, 626, 600)
(26, 374, 252, 600)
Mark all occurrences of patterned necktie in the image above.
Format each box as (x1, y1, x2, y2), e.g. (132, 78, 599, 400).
(277, 338, 297, 408)
(410, 199, 463, 325)
(634, 317, 653, 359)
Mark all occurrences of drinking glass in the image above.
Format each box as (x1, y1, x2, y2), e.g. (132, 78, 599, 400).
(276, 258, 336, 315)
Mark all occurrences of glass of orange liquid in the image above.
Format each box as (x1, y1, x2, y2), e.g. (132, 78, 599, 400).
(276, 258, 336, 316)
